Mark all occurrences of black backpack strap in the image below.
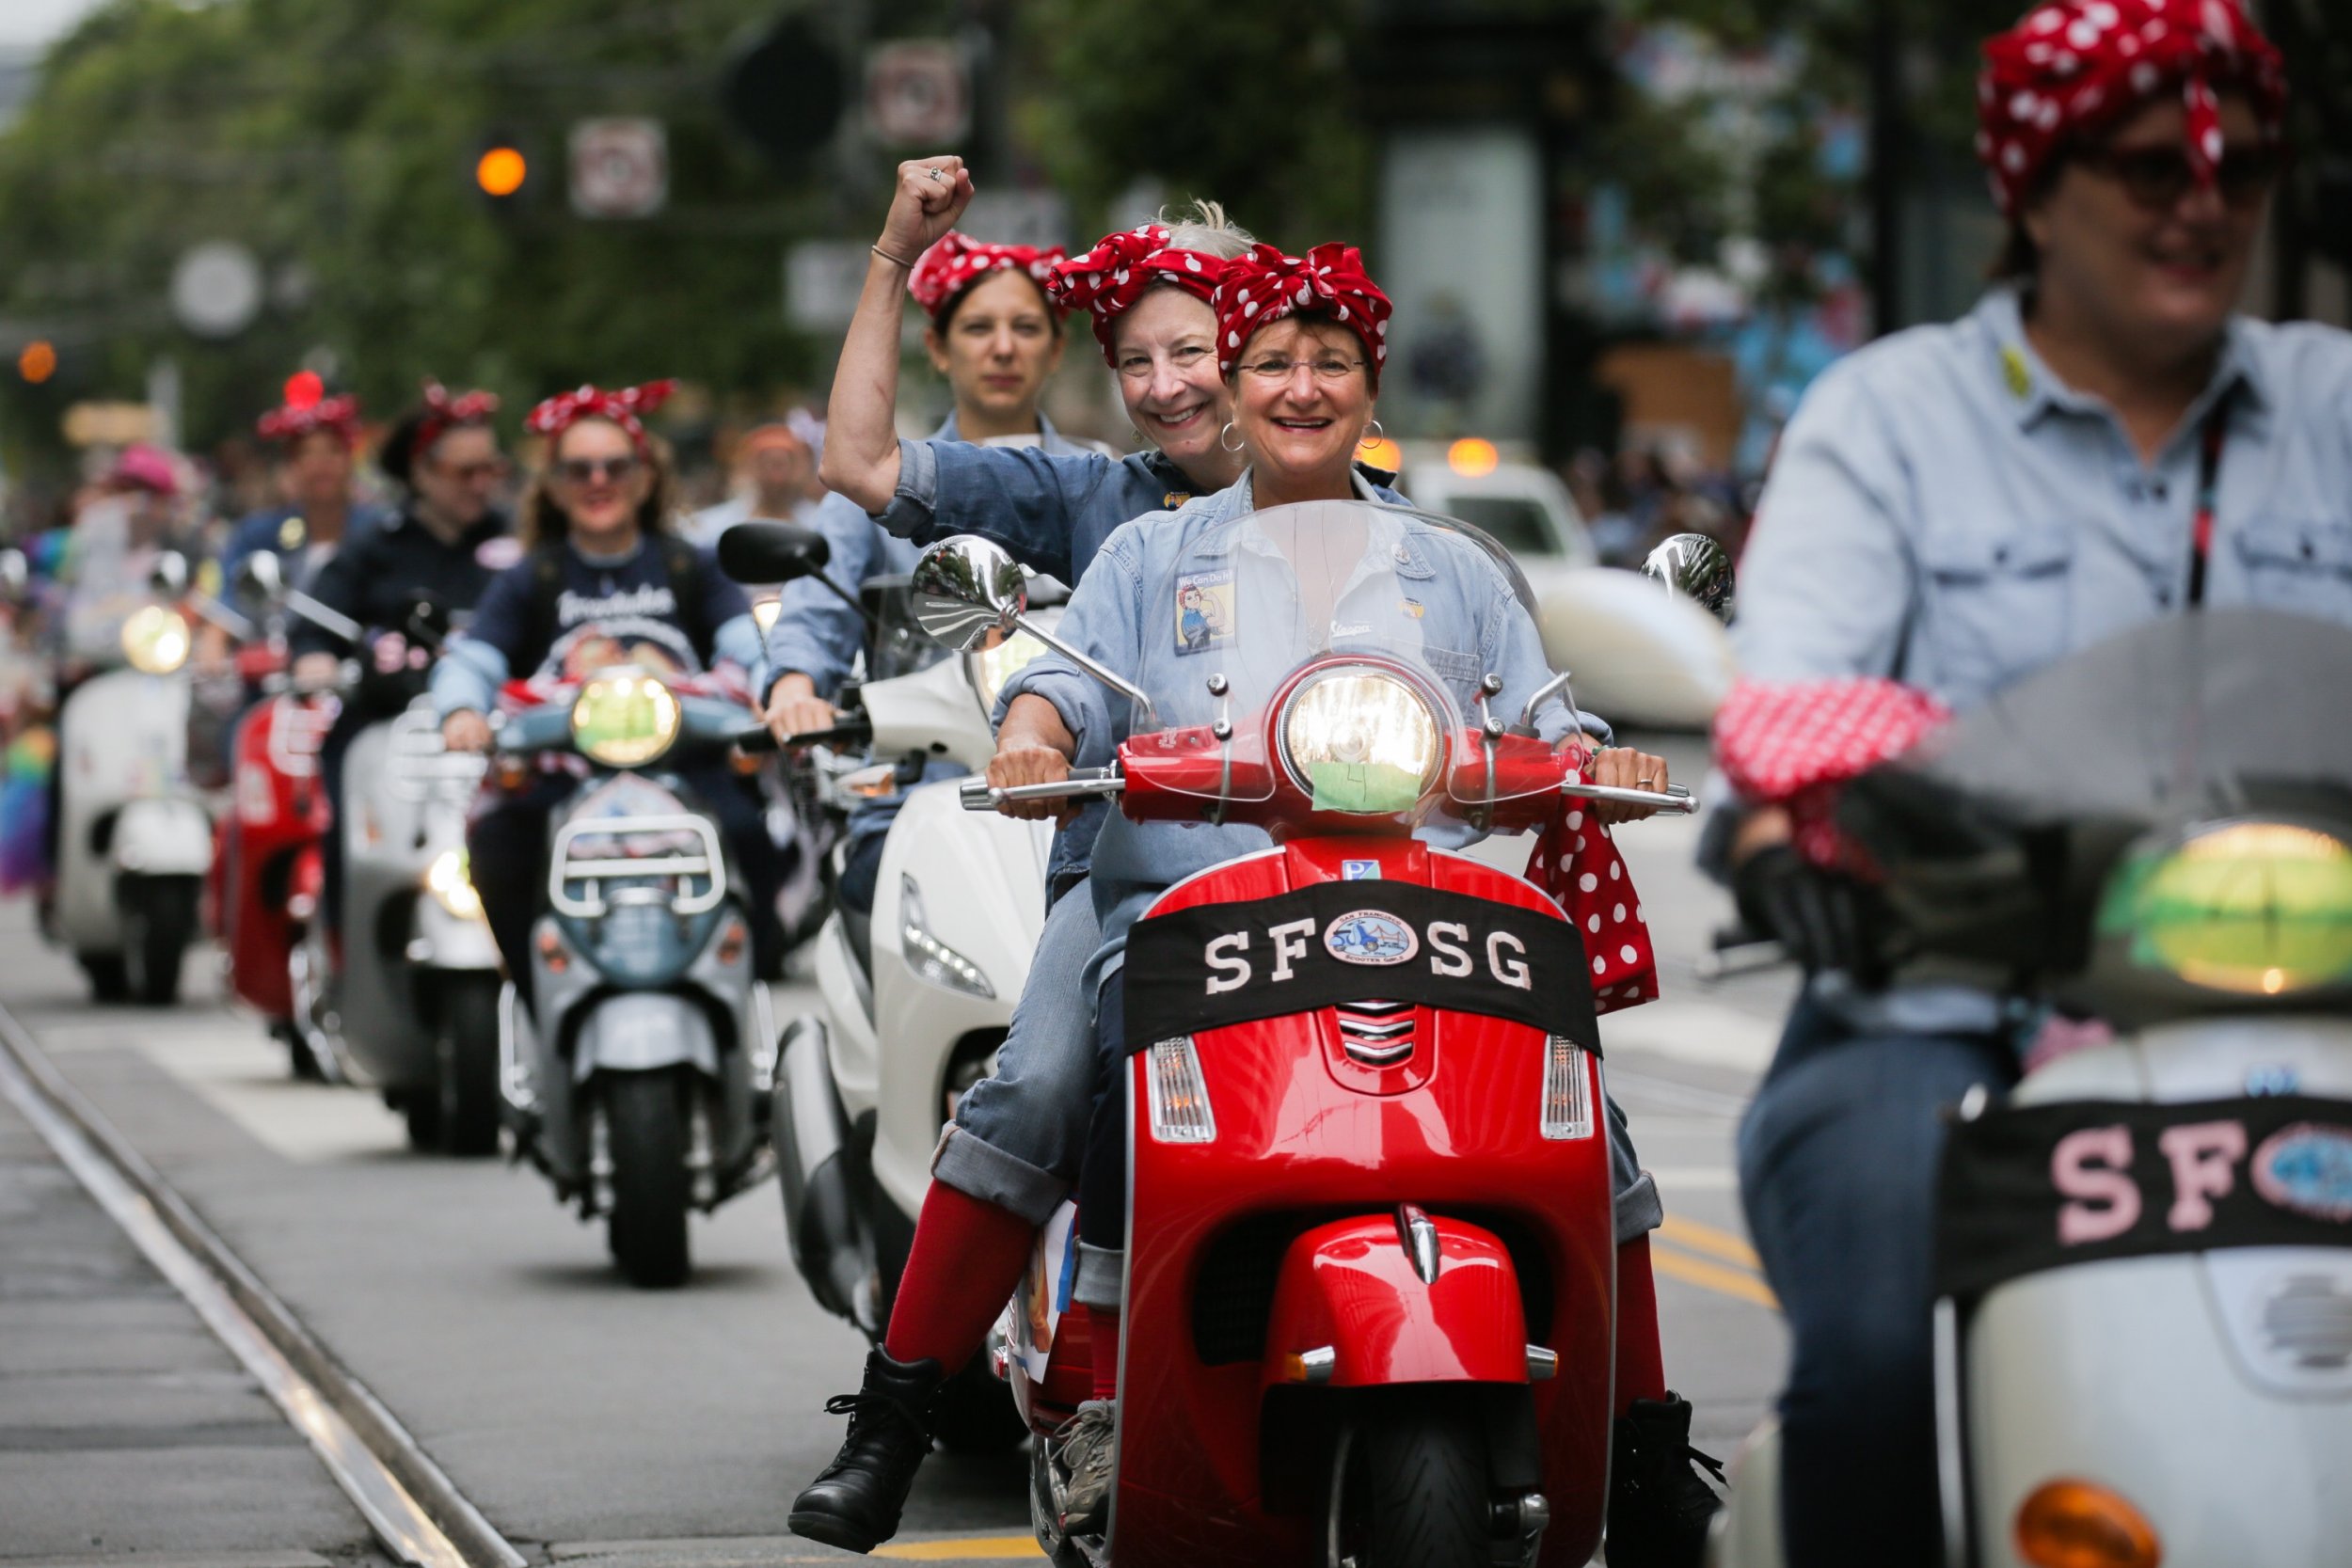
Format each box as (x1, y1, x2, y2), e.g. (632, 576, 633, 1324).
(660, 534, 715, 663)
(523, 545, 570, 671)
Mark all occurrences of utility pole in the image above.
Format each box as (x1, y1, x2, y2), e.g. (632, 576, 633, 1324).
(1867, 0, 1904, 336)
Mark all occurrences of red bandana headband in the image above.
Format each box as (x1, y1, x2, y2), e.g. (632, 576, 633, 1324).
(1979, 0, 2285, 216)
(524, 380, 676, 453)
(414, 381, 500, 455)
(1209, 243, 1393, 385)
(257, 394, 361, 447)
(907, 232, 1067, 321)
(1047, 224, 1231, 365)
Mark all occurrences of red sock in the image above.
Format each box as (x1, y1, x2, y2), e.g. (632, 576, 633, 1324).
(882, 1181, 1036, 1373)
(1088, 1306, 1120, 1402)
(1614, 1237, 1669, 1416)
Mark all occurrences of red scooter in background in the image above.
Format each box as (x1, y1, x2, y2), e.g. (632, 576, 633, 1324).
(903, 515, 1693, 1568)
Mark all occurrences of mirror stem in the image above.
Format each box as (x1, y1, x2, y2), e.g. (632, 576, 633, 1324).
(812, 575, 881, 629)
(1011, 612, 1159, 727)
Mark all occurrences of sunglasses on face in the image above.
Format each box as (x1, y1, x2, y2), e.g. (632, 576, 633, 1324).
(2074, 142, 2283, 212)
(555, 454, 641, 486)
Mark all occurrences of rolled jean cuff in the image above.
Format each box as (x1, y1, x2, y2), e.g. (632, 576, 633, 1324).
(930, 1124, 1069, 1227)
(1073, 1242, 1124, 1310)
(1614, 1168, 1664, 1243)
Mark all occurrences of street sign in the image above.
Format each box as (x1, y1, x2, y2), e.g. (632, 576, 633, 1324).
(865, 40, 969, 147)
(170, 242, 263, 339)
(569, 119, 667, 219)
(959, 190, 1068, 251)
(785, 242, 871, 331)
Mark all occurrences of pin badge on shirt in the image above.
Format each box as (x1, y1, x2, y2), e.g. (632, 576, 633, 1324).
(1400, 597, 1424, 619)
(1163, 490, 1192, 510)
(1175, 568, 1234, 656)
(278, 515, 306, 549)
(2001, 346, 2033, 402)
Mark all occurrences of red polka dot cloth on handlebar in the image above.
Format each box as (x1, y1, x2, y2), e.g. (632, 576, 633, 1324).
(1047, 224, 1231, 365)
(1210, 244, 1392, 387)
(414, 381, 500, 455)
(1523, 748, 1661, 1016)
(1978, 0, 2285, 217)
(524, 381, 676, 454)
(906, 232, 1067, 322)
(257, 394, 361, 447)
(1712, 678, 1955, 875)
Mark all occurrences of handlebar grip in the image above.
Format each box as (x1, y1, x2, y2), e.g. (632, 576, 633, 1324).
(735, 718, 873, 755)
(958, 768, 1124, 810)
(1561, 780, 1699, 815)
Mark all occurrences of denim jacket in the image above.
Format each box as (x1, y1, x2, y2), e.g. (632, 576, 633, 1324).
(995, 470, 1604, 992)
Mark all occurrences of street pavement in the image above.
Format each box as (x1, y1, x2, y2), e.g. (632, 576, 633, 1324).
(0, 733, 1793, 1566)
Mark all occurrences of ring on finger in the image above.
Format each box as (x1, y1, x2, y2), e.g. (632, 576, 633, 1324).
(928, 167, 947, 182)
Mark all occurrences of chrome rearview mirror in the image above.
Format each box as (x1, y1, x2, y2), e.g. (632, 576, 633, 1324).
(235, 548, 284, 609)
(149, 549, 190, 598)
(910, 535, 1027, 653)
(0, 548, 28, 602)
(1641, 532, 1735, 626)
(909, 536, 1158, 725)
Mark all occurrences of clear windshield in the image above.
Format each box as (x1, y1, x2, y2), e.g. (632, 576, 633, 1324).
(1125, 500, 1565, 815)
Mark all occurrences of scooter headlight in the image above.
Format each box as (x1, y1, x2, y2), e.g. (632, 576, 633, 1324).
(899, 874, 993, 998)
(2096, 819, 2352, 996)
(969, 629, 1051, 716)
(1279, 667, 1443, 815)
(425, 848, 485, 921)
(570, 672, 681, 768)
(120, 604, 191, 675)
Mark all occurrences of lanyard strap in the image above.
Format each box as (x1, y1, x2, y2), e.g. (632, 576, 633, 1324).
(2185, 392, 2234, 609)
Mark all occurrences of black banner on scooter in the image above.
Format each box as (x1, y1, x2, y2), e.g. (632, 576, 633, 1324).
(1120, 880, 1596, 1055)
(1935, 1094, 2352, 1301)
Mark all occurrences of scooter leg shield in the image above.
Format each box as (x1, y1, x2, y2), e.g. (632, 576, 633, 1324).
(1260, 1213, 1532, 1391)
(111, 797, 214, 878)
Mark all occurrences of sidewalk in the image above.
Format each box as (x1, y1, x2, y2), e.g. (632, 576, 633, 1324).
(0, 1082, 377, 1565)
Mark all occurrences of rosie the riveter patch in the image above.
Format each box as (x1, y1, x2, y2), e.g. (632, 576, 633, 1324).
(1120, 880, 1596, 1054)
(1935, 1094, 2352, 1302)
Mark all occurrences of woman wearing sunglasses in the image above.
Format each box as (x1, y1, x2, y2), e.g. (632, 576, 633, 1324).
(1721, 4, 2352, 1563)
(432, 382, 787, 987)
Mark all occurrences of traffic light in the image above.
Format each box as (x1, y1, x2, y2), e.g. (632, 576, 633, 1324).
(473, 131, 532, 214)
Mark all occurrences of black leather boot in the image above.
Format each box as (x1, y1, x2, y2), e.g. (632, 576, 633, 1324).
(787, 1348, 945, 1553)
(1606, 1392, 1727, 1568)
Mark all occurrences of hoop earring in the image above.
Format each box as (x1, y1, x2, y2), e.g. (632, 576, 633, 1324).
(1218, 421, 1245, 454)
(1363, 419, 1385, 443)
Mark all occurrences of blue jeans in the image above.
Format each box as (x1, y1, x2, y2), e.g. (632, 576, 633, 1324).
(929, 878, 1103, 1225)
(1737, 995, 2017, 1568)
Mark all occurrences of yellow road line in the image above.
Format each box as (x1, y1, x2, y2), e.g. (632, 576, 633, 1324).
(1652, 1244, 1780, 1310)
(874, 1537, 1045, 1560)
(1660, 1212, 1763, 1271)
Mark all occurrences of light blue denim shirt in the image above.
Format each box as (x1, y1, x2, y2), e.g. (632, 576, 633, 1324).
(1734, 288, 2352, 1034)
(1736, 288, 2352, 704)
(995, 471, 1601, 991)
(761, 411, 1100, 700)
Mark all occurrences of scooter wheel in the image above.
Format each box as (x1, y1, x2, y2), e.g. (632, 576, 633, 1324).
(1326, 1391, 1497, 1568)
(434, 975, 503, 1158)
(932, 1357, 1027, 1454)
(604, 1069, 692, 1289)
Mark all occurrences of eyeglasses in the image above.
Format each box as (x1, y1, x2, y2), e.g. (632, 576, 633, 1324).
(2074, 143, 2283, 212)
(1236, 355, 1367, 384)
(1116, 343, 1216, 381)
(554, 454, 641, 485)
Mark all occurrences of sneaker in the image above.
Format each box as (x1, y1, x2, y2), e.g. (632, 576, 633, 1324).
(1606, 1393, 1726, 1568)
(1049, 1398, 1118, 1535)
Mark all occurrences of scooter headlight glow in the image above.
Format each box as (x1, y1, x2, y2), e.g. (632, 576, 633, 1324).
(570, 672, 682, 768)
(968, 629, 1051, 716)
(120, 604, 191, 675)
(1278, 667, 1443, 815)
(2096, 819, 2352, 996)
(425, 847, 485, 921)
(1146, 1037, 1216, 1144)
(899, 875, 994, 998)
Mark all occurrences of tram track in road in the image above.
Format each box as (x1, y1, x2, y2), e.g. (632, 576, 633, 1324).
(0, 999, 524, 1568)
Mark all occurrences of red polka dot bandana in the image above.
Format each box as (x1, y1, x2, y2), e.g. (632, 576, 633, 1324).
(1523, 745, 1659, 1016)
(414, 381, 500, 456)
(1712, 678, 1955, 873)
(1979, 0, 2286, 216)
(524, 380, 676, 454)
(906, 231, 1066, 321)
(1210, 244, 1392, 386)
(257, 394, 361, 447)
(1047, 224, 1230, 365)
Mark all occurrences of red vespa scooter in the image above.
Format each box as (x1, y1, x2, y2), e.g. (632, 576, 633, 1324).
(911, 515, 1692, 1568)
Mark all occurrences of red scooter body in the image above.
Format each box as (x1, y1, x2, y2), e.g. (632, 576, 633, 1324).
(213, 682, 334, 1022)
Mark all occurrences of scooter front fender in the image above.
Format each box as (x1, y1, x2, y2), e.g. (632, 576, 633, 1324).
(571, 993, 721, 1082)
(412, 895, 501, 971)
(1261, 1213, 1532, 1390)
(111, 796, 214, 879)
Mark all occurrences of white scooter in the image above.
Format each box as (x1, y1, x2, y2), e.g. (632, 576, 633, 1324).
(1708, 610, 2352, 1568)
(724, 522, 1055, 1449)
(48, 553, 214, 1004)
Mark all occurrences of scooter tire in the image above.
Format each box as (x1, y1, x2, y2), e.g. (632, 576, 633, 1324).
(605, 1069, 692, 1290)
(79, 953, 130, 1004)
(120, 875, 199, 1006)
(1326, 1391, 1495, 1568)
(931, 1356, 1027, 1454)
(401, 1087, 442, 1151)
(435, 975, 503, 1158)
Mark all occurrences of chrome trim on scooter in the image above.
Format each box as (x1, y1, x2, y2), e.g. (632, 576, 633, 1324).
(1396, 1203, 1441, 1284)
(497, 981, 539, 1117)
(547, 813, 727, 918)
(1525, 1346, 1559, 1382)
(1932, 1295, 1970, 1568)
